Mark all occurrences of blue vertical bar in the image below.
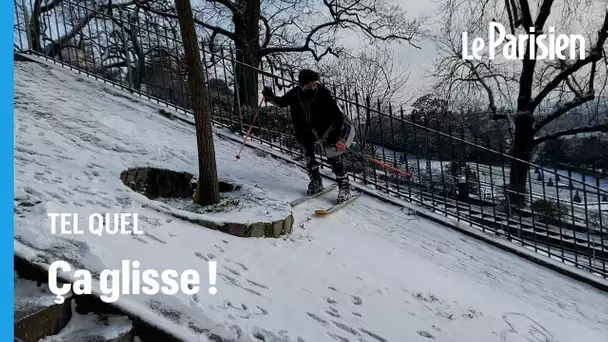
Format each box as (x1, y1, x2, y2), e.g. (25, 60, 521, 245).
(3, 0, 15, 339)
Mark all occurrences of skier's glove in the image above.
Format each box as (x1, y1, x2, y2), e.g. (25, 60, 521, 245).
(262, 86, 275, 100)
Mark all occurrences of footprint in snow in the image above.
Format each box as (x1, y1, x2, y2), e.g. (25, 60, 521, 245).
(331, 321, 360, 338)
(417, 331, 435, 339)
(133, 236, 149, 244)
(194, 252, 206, 261)
(327, 333, 349, 342)
(114, 196, 132, 207)
(216, 271, 262, 297)
(245, 279, 269, 290)
(224, 258, 249, 272)
(360, 329, 388, 342)
(243, 288, 263, 297)
(500, 312, 557, 342)
(143, 232, 167, 244)
(95, 201, 112, 209)
(306, 312, 329, 326)
(214, 300, 268, 319)
(234, 262, 249, 271)
(223, 266, 241, 276)
(326, 308, 340, 318)
(351, 296, 362, 306)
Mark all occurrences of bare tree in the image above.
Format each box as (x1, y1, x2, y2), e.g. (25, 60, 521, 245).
(175, 0, 220, 205)
(433, 0, 608, 205)
(318, 45, 412, 151)
(321, 46, 411, 107)
(138, 0, 422, 108)
(27, 0, 137, 57)
(22, 0, 147, 84)
(22, 1, 422, 113)
(20, 0, 199, 105)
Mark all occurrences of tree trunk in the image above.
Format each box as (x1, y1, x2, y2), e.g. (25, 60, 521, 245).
(175, 0, 220, 206)
(506, 52, 537, 208)
(507, 113, 535, 207)
(30, 0, 43, 52)
(234, 46, 260, 109)
(233, 0, 261, 109)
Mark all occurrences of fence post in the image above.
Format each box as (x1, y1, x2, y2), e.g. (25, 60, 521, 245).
(229, 46, 244, 133)
(21, 0, 32, 51)
(122, 20, 134, 91)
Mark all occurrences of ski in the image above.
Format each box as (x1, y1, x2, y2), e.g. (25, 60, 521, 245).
(314, 193, 361, 216)
(289, 184, 338, 207)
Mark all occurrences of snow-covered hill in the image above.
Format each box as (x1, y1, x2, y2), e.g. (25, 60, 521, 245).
(14, 59, 608, 342)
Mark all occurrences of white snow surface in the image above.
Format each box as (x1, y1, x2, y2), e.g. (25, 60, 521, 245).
(142, 182, 292, 226)
(14, 272, 66, 318)
(39, 301, 133, 341)
(13, 59, 608, 342)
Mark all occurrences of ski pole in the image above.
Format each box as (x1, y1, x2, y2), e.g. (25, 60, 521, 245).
(235, 96, 265, 160)
(336, 143, 414, 179)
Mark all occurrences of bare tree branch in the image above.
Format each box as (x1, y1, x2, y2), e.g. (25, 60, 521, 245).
(260, 0, 421, 59)
(504, 0, 515, 34)
(531, 10, 608, 110)
(40, 0, 64, 12)
(206, 0, 241, 16)
(535, 0, 554, 29)
(517, 0, 532, 28)
(465, 59, 498, 115)
(533, 93, 596, 132)
(261, 20, 340, 59)
(137, 3, 236, 40)
(534, 123, 608, 145)
(36, 0, 138, 56)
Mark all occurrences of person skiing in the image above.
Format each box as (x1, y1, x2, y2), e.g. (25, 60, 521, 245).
(262, 69, 355, 203)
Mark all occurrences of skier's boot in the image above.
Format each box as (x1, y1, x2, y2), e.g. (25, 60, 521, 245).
(336, 176, 351, 204)
(307, 170, 324, 196)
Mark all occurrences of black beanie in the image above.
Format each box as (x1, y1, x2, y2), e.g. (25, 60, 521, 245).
(298, 69, 319, 86)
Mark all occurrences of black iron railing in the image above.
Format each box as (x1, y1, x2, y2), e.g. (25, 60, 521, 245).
(14, 0, 608, 279)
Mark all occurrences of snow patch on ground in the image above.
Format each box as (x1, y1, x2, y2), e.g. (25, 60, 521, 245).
(13, 58, 608, 342)
(40, 302, 133, 341)
(154, 182, 292, 225)
(14, 272, 64, 318)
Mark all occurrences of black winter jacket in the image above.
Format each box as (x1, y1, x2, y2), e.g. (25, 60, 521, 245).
(267, 84, 344, 148)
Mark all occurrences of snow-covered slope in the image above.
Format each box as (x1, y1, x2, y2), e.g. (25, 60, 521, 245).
(14, 59, 608, 342)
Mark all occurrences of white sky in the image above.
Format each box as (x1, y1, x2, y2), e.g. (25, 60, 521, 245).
(337, 0, 442, 96)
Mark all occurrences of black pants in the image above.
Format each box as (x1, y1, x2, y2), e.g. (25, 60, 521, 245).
(303, 143, 346, 179)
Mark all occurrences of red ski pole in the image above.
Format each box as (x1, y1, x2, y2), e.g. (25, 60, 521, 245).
(336, 143, 414, 179)
(235, 96, 265, 160)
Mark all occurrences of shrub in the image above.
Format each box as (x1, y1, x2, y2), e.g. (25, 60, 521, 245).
(532, 199, 568, 222)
